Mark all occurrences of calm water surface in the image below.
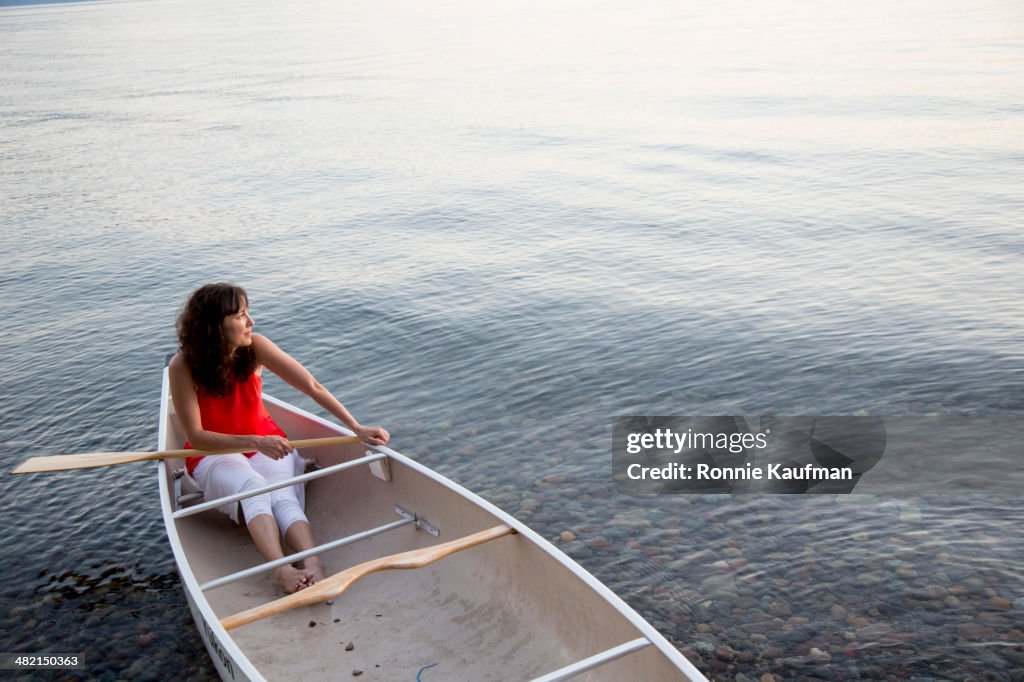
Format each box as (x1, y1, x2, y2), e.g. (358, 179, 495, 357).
(1, 0, 1022, 679)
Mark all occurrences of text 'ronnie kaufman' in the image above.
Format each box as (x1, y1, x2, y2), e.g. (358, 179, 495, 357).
(626, 463, 853, 481)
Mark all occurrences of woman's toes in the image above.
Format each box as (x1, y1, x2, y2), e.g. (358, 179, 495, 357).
(275, 565, 312, 594)
(304, 558, 326, 584)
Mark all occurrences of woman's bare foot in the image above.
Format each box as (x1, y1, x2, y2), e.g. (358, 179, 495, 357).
(274, 564, 314, 593)
(303, 556, 326, 585)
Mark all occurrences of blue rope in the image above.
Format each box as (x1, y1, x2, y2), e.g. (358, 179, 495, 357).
(416, 662, 439, 681)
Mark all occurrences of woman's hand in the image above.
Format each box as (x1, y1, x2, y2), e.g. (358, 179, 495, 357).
(355, 425, 390, 446)
(255, 435, 293, 459)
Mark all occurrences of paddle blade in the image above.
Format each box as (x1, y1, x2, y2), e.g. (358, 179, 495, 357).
(11, 451, 162, 474)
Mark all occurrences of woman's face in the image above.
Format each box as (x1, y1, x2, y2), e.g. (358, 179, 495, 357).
(222, 302, 254, 351)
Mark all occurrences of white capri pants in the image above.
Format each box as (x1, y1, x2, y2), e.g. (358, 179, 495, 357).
(192, 450, 309, 535)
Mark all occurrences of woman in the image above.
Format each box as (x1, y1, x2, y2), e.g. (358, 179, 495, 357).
(168, 283, 389, 593)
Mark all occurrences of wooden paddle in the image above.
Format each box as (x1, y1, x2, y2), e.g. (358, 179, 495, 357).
(10, 435, 363, 475)
(221, 524, 516, 630)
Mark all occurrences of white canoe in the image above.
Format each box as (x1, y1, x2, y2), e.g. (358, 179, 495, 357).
(157, 367, 709, 681)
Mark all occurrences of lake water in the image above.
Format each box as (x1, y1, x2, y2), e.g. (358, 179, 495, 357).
(1, 0, 1021, 679)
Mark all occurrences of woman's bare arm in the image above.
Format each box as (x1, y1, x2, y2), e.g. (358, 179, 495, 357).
(252, 334, 390, 445)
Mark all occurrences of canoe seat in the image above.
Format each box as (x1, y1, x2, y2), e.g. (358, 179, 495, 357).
(173, 467, 205, 508)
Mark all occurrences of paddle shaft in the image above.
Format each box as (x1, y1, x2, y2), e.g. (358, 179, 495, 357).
(221, 525, 516, 630)
(11, 435, 364, 474)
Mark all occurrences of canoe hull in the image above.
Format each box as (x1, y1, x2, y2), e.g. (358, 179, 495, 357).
(184, 588, 250, 682)
(157, 369, 707, 681)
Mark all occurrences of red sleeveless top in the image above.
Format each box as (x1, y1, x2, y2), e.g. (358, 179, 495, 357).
(185, 371, 288, 475)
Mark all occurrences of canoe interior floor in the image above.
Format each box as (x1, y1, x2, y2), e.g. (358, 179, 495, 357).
(176, 513, 548, 680)
(168, 444, 686, 681)
(176, 508, 684, 680)
(236, 566, 548, 681)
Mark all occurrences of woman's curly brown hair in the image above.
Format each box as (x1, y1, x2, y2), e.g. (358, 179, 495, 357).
(177, 283, 257, 396)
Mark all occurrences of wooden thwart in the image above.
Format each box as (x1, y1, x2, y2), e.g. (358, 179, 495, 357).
(11, 435, 362, 474)
(220, 524, 517, 631)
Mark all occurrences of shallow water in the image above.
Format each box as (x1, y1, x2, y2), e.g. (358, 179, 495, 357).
(1, 0, 1022, 679)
